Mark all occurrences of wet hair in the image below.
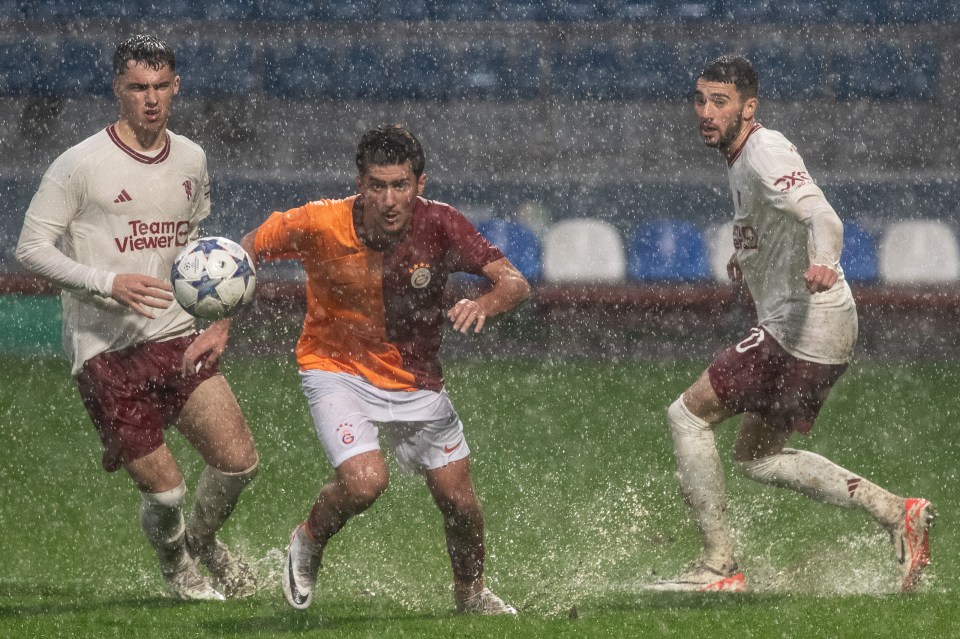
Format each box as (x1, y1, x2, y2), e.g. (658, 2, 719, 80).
(113, 35, 175, 76)
(699, 54, 758, 99)
(355, 124, 425, 178)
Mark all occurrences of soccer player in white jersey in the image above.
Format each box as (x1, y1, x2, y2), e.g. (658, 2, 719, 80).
(15, 35, 259, 600)
(647, 55, 934, 593)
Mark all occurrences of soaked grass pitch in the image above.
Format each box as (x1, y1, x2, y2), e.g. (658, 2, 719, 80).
(1, 356, 957, 638)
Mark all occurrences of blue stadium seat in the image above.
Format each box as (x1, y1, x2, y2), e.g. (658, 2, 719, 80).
(0, 41, 43, 97)
(621, 42, 681, 100)
(37, 42, 111, 98)
(499, 48, 542, 100)
(322, 0, 376, 21)
(263, 43, 341, 99)
(0, 0, 20, 19)
(899, 42, 940, 100)
(378, 0, 429, 21)
(829, 43, 902, 100)
(476, 219, 542, 282)
(201, 0, 258, 20)
(840, 222, 879, 283)
(139, 0, 204, 19)
(747, 44, 824, 100)
(609, 0, 662, 20)
(627, 220, 710, 282)
(344, 45, 389, 98)
(450, 44, 509, 99)
(387, 45, 450, 100)
(430, 0, 492, 20)
(552, 1, 604, 21)
(551, 45, 622, 100)
(177, 42, 257, 97)
(257, 0, 321, 20)
(493, 0, 552, 21)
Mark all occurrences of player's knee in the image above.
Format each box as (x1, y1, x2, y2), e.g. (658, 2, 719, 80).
(340, 472, 389, 509)
(668, 396, 710, 435)
(215, 452, 259, 482)
(140, 481, 187, 509)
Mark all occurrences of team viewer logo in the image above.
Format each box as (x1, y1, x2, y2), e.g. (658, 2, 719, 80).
(409, 262, 432, 289)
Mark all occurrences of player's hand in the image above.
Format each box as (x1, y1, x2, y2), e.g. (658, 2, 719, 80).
(111, 273, 174, 319)
(182, 320, 230, 376)
(804, 263, 838, 293)
(447, 298, 487, 334)
(726, 254, 742, 282)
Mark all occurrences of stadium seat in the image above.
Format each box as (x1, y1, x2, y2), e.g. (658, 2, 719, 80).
(429, 0, 492, 20)
(706, 223, 734, 283)
(450, 44, 509, 99)
(263, 43, 341, 99)
(747, 44, 824, 100)
(627, 220, 711, 282)
(878, 220, 960, 285)
(377, 0, 430, 21)
(492, 0, 551, 21)
(344, 44, 389, 98)
(551, 45, 622, 100)
(387, 45, 451, 100)
(37, 42, 111, 98)
(476, 219, 542, 282)
(899, 42, 940, 100)
(201, 0, 258, 20)
(621, 42, 681, 100)
(0, 41, 42, 97)
(177, 42, 257, 97)
(542, 219, 626, 283)
(840, 222, 879, 283)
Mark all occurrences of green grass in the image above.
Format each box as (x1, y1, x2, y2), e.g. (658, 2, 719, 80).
(0, 355, 957, 638)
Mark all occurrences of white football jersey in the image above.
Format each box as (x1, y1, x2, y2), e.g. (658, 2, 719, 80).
(725, 124, 857, 364)
(19, 125, 210, 374)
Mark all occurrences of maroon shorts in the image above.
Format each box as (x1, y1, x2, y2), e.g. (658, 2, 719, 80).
(707, 327, 847, 434)
(75, 334, 219, 472)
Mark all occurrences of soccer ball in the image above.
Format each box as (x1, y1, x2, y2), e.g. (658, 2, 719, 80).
(171, 236, 256, 320)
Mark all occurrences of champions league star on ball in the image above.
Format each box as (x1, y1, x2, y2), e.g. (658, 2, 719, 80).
(172, 236, 257, 320)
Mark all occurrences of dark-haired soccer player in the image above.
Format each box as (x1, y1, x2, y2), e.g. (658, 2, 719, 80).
(648, 55, 934, 593)
(240, 124, 529, 614)
(16, 35, 258, 600)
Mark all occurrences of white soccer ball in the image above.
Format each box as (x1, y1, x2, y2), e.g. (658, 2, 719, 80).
(171, 236, 256, 320)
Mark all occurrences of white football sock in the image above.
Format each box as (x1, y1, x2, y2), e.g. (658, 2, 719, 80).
(668, 397, 737, 573)
(140, 481, 188, 575)
(735, 449, 902, 529)
(186, 460, 258, 552)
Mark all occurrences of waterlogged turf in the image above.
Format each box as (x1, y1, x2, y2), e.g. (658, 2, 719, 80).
(1, 356, 957, 638)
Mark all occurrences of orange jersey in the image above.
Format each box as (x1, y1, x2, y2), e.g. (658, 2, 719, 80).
(254, 195, 503, 391)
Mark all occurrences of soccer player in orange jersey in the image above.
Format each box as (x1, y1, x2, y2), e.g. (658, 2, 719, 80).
(241, 125, 530, 614)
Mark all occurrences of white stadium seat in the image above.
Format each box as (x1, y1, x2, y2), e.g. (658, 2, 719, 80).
(878, 220, 960, 285)
(542, 218, 626, 283)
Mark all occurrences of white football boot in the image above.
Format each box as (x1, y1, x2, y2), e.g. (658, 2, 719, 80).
(282, 522, 323, 610)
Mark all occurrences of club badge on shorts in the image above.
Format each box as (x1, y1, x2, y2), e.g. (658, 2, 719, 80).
(409, 262, 432, 289)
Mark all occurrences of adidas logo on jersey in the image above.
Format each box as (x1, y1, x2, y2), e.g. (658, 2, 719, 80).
(114, 189, 132, 203)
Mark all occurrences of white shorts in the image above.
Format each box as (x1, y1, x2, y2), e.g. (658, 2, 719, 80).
(299, 370, 470, 474)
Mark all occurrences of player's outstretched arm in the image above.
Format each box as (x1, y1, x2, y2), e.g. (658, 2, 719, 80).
(447, 257, 530, 334)
(111, 273, 174, 319)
